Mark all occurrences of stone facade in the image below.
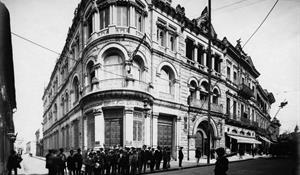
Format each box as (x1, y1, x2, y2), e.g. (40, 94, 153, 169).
(42, 0, 276, 160)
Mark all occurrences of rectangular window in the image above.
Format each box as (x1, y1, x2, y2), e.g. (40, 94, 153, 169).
(117, 6, 128, 26)
(184, 117, 188, 130)
(100, 8, 110, 29)
(185, 38, 194, 60)
(135, 11, 143, 32)
(87, 15, 93, 38)
(214, 54, 221, 73)
(157, 27, 166, 46)
(169, 33, 176, 51)
(133, 111, 144, 142)
(227, 67, 231, 79)
(233, 72, 237, 82)
(226, 97, 230, 115)
(241, 104, 244, 118)
(197, 45, 204, 65)
(233, 101, 237, 119)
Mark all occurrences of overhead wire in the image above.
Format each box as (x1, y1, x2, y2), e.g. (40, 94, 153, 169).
(213, 0, 250, 11)
(242, 0, 280, 48)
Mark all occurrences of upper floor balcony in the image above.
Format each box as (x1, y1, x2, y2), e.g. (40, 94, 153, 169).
(238, 83, 254, 99)
(225, 112, 258, 130)
(189, 98, 223, 113)
(84, 77, 151, 95)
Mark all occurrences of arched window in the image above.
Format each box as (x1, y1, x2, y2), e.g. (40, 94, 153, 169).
(200, 81, 209, 101)
(189, 80, 198, 100)
(61, 96, 65, 116)
(73, 76, 80, 102)
(103, 50, 124, 79)
(160, 66, 175, 94)
(212, 88, 220, 104)
(65, 92, 69, 113)
(232, 129, 237, 134)
(240, 131, 245, 135)
(86, 61, 95, 91)
(132, 56, 144, 81)
(53, 103, 57, 121)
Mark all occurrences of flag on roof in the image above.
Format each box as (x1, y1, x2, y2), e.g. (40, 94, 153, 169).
(279, 101, 288, 108)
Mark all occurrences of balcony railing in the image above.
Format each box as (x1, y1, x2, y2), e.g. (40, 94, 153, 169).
(85, 78, 150, 94)
(238, 83, 254, 99)
(189, 99, 223, 113)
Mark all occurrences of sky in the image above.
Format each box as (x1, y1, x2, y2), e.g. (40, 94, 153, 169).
(1, 0, 299, 144)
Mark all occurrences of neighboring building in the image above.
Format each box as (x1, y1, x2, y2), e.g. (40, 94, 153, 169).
(26, 141, 36, 155)
(42, 0, 277, 159)
(0, 2, 17, 174)
(35, 129, 44, 156)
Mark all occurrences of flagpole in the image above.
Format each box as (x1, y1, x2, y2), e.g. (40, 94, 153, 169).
(207, 0, 212, 164)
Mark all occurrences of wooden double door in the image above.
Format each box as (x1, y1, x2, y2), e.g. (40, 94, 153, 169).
(104, 109, 123, 147)
(157, 116, 174, 151)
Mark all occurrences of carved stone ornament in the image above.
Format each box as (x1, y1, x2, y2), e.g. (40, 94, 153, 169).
(175, 4, 185, 16)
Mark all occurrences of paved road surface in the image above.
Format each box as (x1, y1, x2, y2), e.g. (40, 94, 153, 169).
(17, 154, 298, 175)
(19, 154, 47, 175)
(154, 157, 298, 175)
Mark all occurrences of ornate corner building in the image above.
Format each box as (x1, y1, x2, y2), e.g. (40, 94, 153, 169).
(0, 2, 17, 173)
(42, 0, 279, 159)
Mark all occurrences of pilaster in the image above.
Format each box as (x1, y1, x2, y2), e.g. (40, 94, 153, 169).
(144, 110, 151, 146)
(124, 107, 134, 146)
(94, 108, 104, 147)
(152, 112, 159, 147)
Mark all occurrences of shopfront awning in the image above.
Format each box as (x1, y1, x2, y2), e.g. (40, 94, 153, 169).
(228, 135, 262, 144)
(259, 136, 273, 144)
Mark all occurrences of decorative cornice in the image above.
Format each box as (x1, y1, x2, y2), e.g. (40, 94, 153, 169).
(80, 89, 154, 107)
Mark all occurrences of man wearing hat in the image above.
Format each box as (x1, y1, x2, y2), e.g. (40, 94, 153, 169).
(214, 147, 229, 175)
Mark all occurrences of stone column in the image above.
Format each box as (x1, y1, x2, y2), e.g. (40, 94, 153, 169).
(196, 87, 200, 100)
(194, 44, 198, 63)
(129, 6, 135, 34)
(175, 116, 181, 159)
(203, 48, 207, 67)
(83, 117, 88, 150)
(211, 54, 215, 71)
(124, 107, 134, 147)
(152, 112, 159, 148)
(94, 12, 100, 33)
(144, 110, 151, 146)
(94, 108, 104, 147)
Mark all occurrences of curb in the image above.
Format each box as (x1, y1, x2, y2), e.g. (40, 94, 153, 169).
(31, 155, 46, 161)
(143, 157, 266, 174)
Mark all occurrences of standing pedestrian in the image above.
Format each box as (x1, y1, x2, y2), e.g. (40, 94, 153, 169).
(46, 149, 56, 175)
(162, 147, 168, 169)
(67, 150, 75, 175)
(178, 147, 184, 168)
(74, 148, 83, 175)
(214, 147, 228, 175)
(149, 148, 155, 172)
(7, 150, 19, 175)
(154, 146, 162, 170)
(57, 148, 67, 175)
(195, 147, 201, 166)
(166, 147, 171, 169)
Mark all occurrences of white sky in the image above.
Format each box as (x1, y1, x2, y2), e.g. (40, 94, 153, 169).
(1, 0, 299, 143)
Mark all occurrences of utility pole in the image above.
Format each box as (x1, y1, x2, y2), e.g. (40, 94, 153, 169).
(207, 0, 212, 164)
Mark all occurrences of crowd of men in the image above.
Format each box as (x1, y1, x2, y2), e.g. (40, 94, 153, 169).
(45, 145, 172, 175)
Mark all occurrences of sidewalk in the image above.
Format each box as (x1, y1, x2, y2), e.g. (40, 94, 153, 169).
(31, 154, 269, 174)
(144, 154, 269, 174)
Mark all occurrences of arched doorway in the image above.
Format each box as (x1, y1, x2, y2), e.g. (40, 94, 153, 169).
(195, 120, 215, 157)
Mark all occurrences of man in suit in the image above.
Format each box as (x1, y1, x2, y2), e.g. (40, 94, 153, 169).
(178, 147, 184, 168)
